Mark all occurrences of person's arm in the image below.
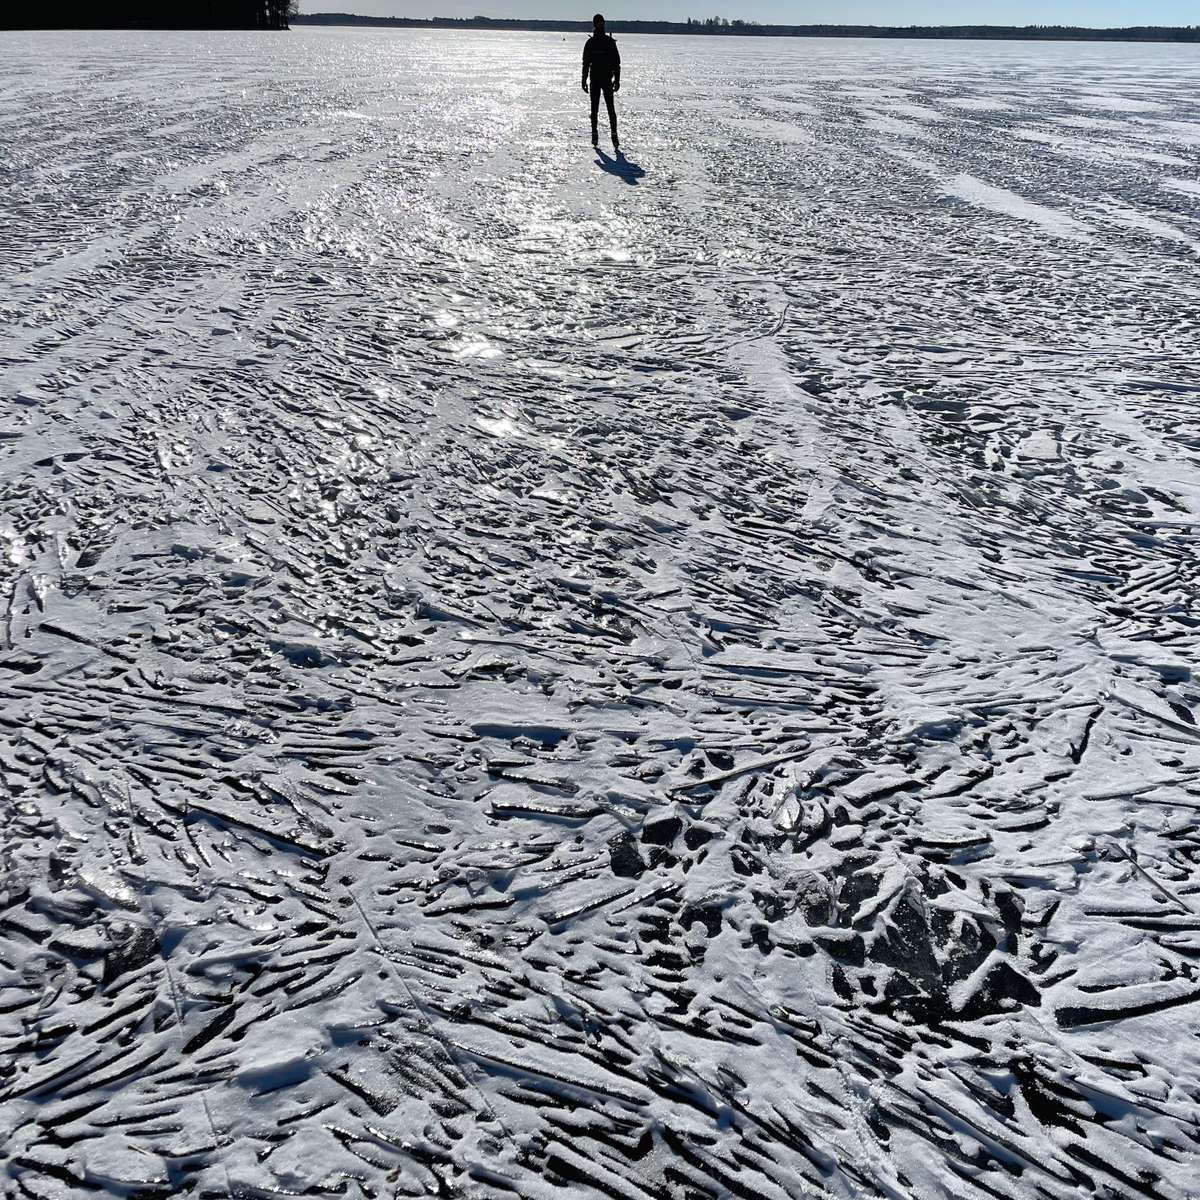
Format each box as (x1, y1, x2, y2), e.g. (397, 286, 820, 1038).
(613, 39, 621, 91)
(581, 39, 590, 91)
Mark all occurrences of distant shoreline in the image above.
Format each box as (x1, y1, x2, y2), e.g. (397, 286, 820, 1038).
(2, 0, 287, 31)
(293, 13, 1200, 44)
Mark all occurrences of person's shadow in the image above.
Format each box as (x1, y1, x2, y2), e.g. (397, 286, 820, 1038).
(595, 148, 646, 186)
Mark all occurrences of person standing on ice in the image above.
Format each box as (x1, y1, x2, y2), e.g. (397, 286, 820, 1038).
(582, 12, 621, 150)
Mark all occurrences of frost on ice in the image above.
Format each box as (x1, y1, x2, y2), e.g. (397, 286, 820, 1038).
(2, 27, 1200, 1200)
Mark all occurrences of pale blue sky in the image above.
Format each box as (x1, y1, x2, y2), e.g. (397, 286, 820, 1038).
(298, 1, 1198, 25)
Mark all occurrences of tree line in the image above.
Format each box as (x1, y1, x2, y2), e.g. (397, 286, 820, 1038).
(685, 17, 760, 28)
(3, 0, 291, 29)
(292, 14, 1199, 42)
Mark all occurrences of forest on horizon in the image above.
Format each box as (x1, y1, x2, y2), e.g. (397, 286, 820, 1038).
(293, 12, 1200, 42)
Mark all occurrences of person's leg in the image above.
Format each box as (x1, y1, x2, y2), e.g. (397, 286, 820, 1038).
(603, 81, 618, 145)
(589, 79, 601, 142)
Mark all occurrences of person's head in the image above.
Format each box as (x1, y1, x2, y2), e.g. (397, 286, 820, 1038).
(592, 12, 605, 33)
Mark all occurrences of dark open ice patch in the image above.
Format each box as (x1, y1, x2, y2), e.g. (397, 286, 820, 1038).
(607, 831, 646, 877)
(470, 722, 571, 748)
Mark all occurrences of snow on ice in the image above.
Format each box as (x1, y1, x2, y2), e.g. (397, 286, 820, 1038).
(2, 26, 1200, 1200)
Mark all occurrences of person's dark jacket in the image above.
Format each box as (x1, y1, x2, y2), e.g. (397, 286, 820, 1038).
(582, 33, 621, 88)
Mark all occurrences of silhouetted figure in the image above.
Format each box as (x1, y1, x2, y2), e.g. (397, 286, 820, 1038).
(582, 13, 621, 149)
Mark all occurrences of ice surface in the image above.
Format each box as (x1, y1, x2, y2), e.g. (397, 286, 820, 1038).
(2, 26, 1200, 1200)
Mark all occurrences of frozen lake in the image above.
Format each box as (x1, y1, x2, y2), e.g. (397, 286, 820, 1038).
(3, 25, 1200, 1199)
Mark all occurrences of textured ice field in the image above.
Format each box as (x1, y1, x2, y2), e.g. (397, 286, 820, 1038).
(3, 25, 1200, 1199)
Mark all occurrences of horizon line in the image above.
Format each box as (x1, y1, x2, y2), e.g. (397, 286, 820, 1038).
(293, 12, 1200, 35)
